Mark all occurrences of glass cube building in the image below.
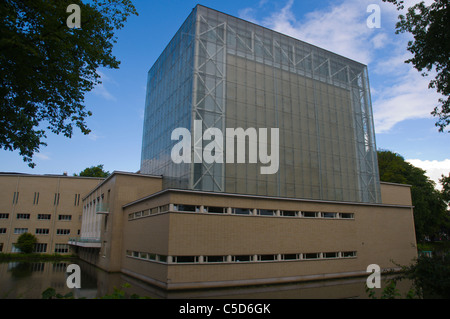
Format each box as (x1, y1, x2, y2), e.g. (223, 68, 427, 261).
(140, 5, 381, 204)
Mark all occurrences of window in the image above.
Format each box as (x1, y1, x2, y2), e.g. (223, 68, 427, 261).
(0, 228, 6, 234)
(54, 244, 69, 253)
(323, 252, 338, 258)
(160, 205, 169, 212)
(34, 243, 47, 253)
(12, 192, 19, 204)
(174, 256, 197, 263)
(340, 213, 354, 219)
(342, 251, 356, 258)
(206, 256, 226, 263)
(58, 215, 72, 221)
(35, 228, 49, 235)
(302, 211, 318, 218)
(322, 212, 337, 218)
(280, 210, 297, 217)
(0, 214, 9, 219)
(74, 194, 81, 206)
(282, 254, 299, 260)
(17, 213, 30, 220)
(56, 229, 70, 235)
(234, 208, 252, 215)
(205, 206, 225, 214)
(54, 193, 60, 205)
(38, 214, 51, 220)
(232, 255, 252, 262)
(33, 192, 40, 205)
(303, 253, 320, 259)
(139, 252, 147, 259)
(258, 254, 276, 261)
(14, 228, 28, 234)
(257, 209, 275, 216)
(174, 204, 198, 212)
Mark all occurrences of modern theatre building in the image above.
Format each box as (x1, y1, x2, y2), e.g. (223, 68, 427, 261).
(1, 5, 417, 291)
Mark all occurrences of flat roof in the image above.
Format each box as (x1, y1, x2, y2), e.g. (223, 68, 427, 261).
(123, 187, 413, 209)
(0, 172, 105, 180)
(82, 171, 162, 200)
(194, 4, 367, 67)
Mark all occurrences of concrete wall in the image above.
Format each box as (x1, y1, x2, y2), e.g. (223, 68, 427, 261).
(0, 174, 103, 254)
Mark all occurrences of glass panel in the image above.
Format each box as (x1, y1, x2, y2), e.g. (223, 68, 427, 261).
(141, 5, 381, 204)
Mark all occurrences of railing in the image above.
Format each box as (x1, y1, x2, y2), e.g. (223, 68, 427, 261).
(68, 237, 101, 247)
(69, 237, 101, 243)
(95, 203, 109, 214)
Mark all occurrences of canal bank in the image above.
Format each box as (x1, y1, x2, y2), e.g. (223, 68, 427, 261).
(0, 258, 414, 299)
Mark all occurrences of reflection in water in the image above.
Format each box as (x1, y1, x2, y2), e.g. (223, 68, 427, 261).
(0, 260, 414, 299)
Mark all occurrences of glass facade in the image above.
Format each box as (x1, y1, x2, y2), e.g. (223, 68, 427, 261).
(141, 5, 381, 203)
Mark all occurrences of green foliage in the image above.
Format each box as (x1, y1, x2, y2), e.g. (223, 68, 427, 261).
(398, 253, 450, 299)
(99, 283, 149, 299)
(75, 164, 110, 177)
(366, 279, 408, 299)
(15, 233, 38, 254)
(42, 287, 75, 299)
(0, 0, 138, 167)
(440, 173, 450, 203)
(377, 150, 449, 241)
(383, 0, 450, 132)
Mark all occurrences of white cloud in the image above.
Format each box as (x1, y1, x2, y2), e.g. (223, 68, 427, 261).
(87, 132, 103, 141)
(407, 159, 450, 189)
(238, 0, 441, 133)
(35, 153, 50, 161)
(255, 0, 383, 64)
(92, 71, 117, 101)
(372, 68, 440, 133)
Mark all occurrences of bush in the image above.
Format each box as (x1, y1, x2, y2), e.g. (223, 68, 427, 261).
(15, 233, 37, 254)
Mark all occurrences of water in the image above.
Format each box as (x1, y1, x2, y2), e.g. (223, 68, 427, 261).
(0, 259, 414, 299)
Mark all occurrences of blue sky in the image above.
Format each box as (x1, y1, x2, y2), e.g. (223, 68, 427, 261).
(1, 0, 449, 187)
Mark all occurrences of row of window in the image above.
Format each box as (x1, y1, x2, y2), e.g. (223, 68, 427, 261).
(11, 192, 82, 206)
(0, 214, 72, 220)
(0, 228, 75, 235)
(126, 250, 357, 264)
(128, 204, 170, 220)
(128, 204, 354, 220)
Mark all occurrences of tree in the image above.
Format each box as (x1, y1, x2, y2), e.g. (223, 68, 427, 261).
(75, 164, 110, 177)
(15, 233, 38, 254)
(440, 173, 450, 203)
(383, 0, 450, 132)
(377, 150, 449, 241)
(0, 0, 138, 167)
